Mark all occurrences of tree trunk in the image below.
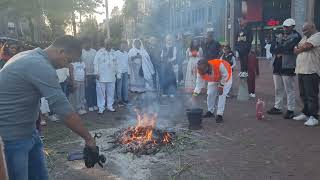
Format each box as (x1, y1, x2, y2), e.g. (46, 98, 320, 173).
(72, 11, 77, 36)
(28, 17, 35, 41)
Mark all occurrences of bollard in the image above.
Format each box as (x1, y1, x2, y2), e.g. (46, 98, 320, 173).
(237, 78, 249, 101)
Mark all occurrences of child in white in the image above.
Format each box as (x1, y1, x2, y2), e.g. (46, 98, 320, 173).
(70, 60, 87, 115)
(94, 39, 118, 113)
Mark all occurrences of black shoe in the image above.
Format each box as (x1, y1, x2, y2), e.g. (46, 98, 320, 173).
(267, 107, 283, 115)
(203, 111, 214, 118)
(216, 115, 223, 123)
(284, 110, 294, 119)
(118, 102, 125, 107)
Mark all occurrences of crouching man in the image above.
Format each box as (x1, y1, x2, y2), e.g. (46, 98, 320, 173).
(195, 59, 232, 123)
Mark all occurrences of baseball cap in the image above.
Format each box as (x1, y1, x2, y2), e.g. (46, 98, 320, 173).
(283, 18, 296, 27)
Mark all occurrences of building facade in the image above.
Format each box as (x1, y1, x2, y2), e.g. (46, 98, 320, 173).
(228, 0, 320, 54)
(168, 0, 227, 41)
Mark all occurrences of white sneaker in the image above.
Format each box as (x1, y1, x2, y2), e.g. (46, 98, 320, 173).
(108, 107, 116, 112)
(249, 93, 256, 98)
(49, 114, 60, 122)
(162, 94, 168, 97)
(238, 72, 243, 77)
(88, 107, 94, 112)
(293, 114, 308, 121)
(169, 94, 175, 98)
(98, 109, 105, 114)
(93, 106, 99, 111)
(304, 116, 319, 126)
(244, 72, 248, 77)
(78, 109, 87, 115)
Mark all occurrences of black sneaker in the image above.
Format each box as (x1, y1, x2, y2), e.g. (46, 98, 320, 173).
(203, 111, 214, 118)
(216, 115, 223, 123)
(284, 110, 294, 119)
(118, 102, 125, 107)
(267, 107, 283, 115)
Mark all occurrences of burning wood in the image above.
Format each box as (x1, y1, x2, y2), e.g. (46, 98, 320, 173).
(109, 111, 175, 155)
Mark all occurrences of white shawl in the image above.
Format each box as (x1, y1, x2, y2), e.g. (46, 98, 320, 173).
(128, 39, 155, 81)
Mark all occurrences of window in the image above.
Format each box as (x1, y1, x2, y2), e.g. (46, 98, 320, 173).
(208, 7, 213, 22)
(188, 12, 191, 25)
(192, 10, 196, 24)
(201, 8, 205, 22)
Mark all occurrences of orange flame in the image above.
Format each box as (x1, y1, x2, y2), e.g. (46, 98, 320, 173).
(120, 110, 172, 146)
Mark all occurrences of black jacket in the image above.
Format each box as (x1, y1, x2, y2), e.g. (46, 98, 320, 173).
(270, 30, 302, 75)
(203, 40, 221, 61)
(235, 26, 253, 56)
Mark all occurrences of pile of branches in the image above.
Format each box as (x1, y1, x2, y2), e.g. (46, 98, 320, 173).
(108, 127, 175, 156)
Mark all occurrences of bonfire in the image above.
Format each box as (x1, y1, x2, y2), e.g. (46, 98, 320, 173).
(109, 110, 175, 155)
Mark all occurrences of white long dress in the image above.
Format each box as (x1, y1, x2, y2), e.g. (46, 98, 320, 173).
(185, 48, 203, 92)
(128, 42, 155, 92)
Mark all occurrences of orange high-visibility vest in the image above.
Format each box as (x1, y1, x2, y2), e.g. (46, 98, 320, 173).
(200, 59, 232, 82)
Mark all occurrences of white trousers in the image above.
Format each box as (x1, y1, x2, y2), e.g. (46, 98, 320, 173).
(96, 81, 115, 110)
(207, 80, 232, 115)
(193, 73, 206, 94)
(273, 75, 296, 111)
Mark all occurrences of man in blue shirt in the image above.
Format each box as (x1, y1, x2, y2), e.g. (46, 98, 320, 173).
(0, 36, 97, 180)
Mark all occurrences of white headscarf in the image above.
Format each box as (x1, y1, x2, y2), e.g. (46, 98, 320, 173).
(128, 39, 155, 81)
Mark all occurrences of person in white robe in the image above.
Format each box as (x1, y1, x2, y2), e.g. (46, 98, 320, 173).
(128, 39, 155, 93)
(185, 39, 203, 93)
(94, 39, 118, 113)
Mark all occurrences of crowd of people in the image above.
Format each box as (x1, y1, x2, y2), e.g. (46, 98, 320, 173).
(1, 18, 319, 127)
(0, 16, 319, 179)
(33, 30, 236, 124)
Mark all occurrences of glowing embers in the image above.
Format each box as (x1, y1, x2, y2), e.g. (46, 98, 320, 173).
(111, 110, 174, 155)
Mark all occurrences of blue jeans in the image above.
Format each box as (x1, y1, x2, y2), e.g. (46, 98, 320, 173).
(85, 75, 97, 107)
(4, 130, 48, 180)
(60, 81, 69, 97)
(116, 72, 129, 102)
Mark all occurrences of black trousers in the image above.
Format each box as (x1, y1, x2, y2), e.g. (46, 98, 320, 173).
(239, 54, 248, 72)
(85, 75, 97, 107)
(298, 74, 320, 119)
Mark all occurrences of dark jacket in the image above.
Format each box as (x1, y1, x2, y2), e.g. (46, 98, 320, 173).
(271, 30, 302, 75)
(235, 26, 253, 56)
(221, 52, 235, 66)
(203, 40, 221, 61)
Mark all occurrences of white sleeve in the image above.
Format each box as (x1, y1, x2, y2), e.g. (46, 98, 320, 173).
(93, 53, 99, 75)
(235, 51, 239, 58)
(199, 48, 203, 58)
(231, 57, 236, 69)
(114, 54, 118, 75)
(307, 33, 320, 47)
(219, 63, 229, 86)
(171, 47, 177, 61)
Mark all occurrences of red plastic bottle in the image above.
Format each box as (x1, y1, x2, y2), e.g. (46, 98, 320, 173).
(256, 98, 265, 120)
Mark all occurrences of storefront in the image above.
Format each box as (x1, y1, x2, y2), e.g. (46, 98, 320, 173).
(240, 0, 291, 55)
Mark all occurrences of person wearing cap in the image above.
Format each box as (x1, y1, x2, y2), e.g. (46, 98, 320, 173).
(195, 59, 232, 123)
(235, 17, 253, 78)
(293, 22, 320, 126)
(94, 39, 118, 113)
(267, 18, 301, 119)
